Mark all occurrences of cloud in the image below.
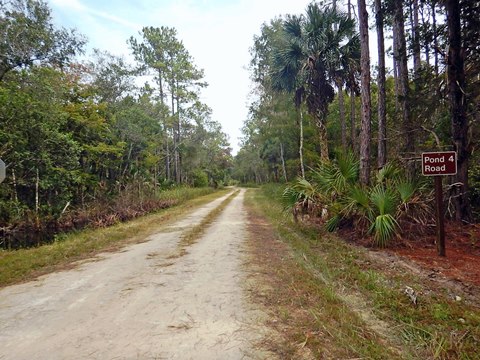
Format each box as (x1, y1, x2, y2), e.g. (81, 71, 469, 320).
(48, 0, 313, 153)
(50, 0, 140, 30)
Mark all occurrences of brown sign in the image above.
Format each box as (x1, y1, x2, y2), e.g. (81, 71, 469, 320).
(422, 151, 457, 176)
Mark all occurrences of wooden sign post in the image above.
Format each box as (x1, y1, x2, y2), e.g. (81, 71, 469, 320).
(421, 151, 457, 256)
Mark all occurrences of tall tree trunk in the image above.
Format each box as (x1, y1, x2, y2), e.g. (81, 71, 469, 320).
(347, 0, 356, 154)
(350, 88, 356, 153)
(299, 108, 306, 178)
(357, 0, 372, 185)
(171, 81, 181, 184)
(420, 3, 430, 67)
(154, 163, 157, 193)
(171, 93, 176, 181)
(375, 0, 387, 168)
(12, 169, 18, 203)
(348, 0, 352, 19)
(158, 69, 170, 181)
(35, 168, 39, 214)
(280, 142, 288, 182)
(165, 129, 171, 181)
(338, 82, 347, 152)
(175, 79, 182, 183)
(158, 70, 164, 104)
(314, 113, 329, 162)
(412, 0, 421, 75)
(394, 0, 415, 174)
(446, 0, 471, 222)
(392, 24, 400, 113)
(432, 1, 439, 76)
(35, 168, 40, 229)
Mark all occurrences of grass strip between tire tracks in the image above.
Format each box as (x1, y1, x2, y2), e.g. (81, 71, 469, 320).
(178, 189, 240, 253)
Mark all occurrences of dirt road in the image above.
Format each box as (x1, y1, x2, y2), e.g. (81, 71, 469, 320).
(0, 189, 265, 360)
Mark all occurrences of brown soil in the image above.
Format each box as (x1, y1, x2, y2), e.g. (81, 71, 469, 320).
(340, 221, 480, 288)
(389, 222, 480, 287)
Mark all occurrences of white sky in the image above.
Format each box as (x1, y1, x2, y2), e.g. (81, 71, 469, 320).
(48, 0, 318, 154)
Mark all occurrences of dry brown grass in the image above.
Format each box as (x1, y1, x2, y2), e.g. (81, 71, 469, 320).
(244, 194, 403, 359)
(178, 190, 240, 250)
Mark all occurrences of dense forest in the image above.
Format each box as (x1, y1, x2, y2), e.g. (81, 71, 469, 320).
(0, 0, 233, 247)
(1, 0, 479, 249)
(234, 0, 479, 245)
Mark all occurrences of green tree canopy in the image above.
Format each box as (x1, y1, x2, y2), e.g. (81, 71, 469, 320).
(0, 0, 86, 81)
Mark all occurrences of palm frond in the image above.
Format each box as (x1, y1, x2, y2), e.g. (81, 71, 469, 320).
(292, 178, 318, 201)
(282, 185, 301, 211)
(336, 151, 359, 185)
(311, 152, 358, 197)
(396, 181, 416, 203)
(369, 214, 399, 248)
(325, 214, 341, 232)
(377, 162, 402, 184)
(311, 161, 337, 194)
(283, 14, 303, 39)
(370, 184, 398, 216)
(343, 185, 372, 218)
(336, 15, 356, 39)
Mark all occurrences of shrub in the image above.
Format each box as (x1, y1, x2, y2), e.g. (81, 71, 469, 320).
(283, 153, 433, 247)
(191, 169, 209, 188)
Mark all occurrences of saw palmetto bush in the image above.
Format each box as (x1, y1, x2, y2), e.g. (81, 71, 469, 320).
(282, 178, 323, 222)
(368, 185, 399, 247)
(283, 153, 433, 247)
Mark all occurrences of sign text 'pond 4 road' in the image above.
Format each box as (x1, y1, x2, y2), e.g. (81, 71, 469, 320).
(422, 151, 457, 176)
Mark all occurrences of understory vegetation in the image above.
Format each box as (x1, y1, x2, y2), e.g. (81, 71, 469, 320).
(1, 186, 217, 249)
(0, 188, 230, 287)
(247, 186, 480, 359)
(282, 152, 432, 247)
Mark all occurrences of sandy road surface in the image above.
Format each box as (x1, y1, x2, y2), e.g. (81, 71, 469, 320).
(0, 189, 265, 360)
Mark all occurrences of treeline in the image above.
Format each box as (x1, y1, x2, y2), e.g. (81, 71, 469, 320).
(0, 0, 232, 247)
(235, 0, 480, 223)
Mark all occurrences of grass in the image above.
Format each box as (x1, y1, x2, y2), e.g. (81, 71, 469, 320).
(245, 184, 480, 359)
(245, 190, 402, 359)
(0, 187, 230, 288)
(166, 190, 240, 259)
(179, 190, 240, 250)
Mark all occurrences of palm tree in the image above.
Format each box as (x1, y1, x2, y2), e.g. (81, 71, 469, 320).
(271, 3, 359, 161)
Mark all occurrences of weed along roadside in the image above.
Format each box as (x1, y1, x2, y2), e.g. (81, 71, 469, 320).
(0, 188, 231, 288)
(245, 185, 480, 359)
(1, 187, 219, 250)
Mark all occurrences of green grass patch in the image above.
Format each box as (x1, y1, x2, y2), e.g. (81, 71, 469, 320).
(248, 184, 480, 359)
(0, 188, 229, 288)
